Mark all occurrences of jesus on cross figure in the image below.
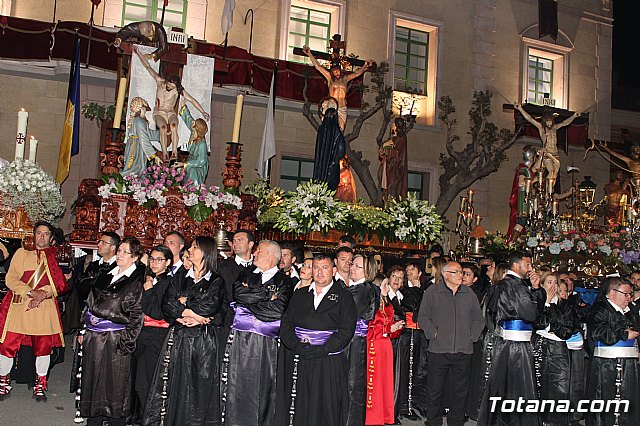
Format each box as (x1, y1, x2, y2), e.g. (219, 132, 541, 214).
(303, 45, 374, 131)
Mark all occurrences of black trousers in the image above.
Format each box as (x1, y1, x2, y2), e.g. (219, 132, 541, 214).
(426, 352, 472, 426)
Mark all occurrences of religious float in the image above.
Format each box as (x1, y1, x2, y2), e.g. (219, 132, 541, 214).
(41, 20, 441, 255)
(0, 16, 637, 272)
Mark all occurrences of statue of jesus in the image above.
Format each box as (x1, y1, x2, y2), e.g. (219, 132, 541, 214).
(515, 103, 580, 181)
(303, 45, 373, 131)
(133, 46, 210, 161)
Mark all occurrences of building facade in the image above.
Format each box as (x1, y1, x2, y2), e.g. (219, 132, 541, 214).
(0, 0, 613, 234)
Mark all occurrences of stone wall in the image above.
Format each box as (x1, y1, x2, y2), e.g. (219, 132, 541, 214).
(0, 0, 614, 236)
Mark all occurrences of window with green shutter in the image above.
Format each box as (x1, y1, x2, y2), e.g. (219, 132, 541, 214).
(394, 26, 428, 94)
(122, 0, 187, 30)
(288, 5, 332, 64)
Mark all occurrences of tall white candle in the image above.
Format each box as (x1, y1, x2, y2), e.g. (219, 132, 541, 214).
(112, 77, 128, 128)
(15, 108, 28, 160)
(231, 94, 245, 143)
(29, 136, 38, 162)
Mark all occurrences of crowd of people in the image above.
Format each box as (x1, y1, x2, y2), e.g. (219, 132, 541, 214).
(0, 223, 639, 426)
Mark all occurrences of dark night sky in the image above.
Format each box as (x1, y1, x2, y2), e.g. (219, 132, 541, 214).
(613, 2, 640, 89)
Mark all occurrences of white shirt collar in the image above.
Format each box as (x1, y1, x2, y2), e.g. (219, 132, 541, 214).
(186, 268, 212, 283)
(309, 281, 334, 309)
(506, 270, 522, 279)
(169, 260, 183, 276)
(235, 254, 253, 267)
(335, 272, 349, 285)
(351, 277, 366, 286)
(389, 287, 403, 302)
(607, 297, 630, 314)
(254, 265, 279, 283)
(288, 267, 300, 280)
(99, 255, 116, 266)
(109, 263, 138, 283)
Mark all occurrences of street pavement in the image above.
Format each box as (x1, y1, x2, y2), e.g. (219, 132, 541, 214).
(1, 336, 476, 426)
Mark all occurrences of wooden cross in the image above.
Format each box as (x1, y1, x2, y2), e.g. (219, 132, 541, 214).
(292, 33, 366, 69)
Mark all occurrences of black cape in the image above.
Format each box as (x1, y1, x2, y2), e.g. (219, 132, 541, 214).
(79, 264, 145, 419)
(478, 274, 542, 426)
(533, 298, 583, 425)
(223, 270, 293, 426)
(143, 269, 224, 426)
(345, 281, 380, 426)
(133, 273, 172, 421)
(312, 108, 345, 190)
(276, 283, 357, 426)
(394, 285, 428, 417)
(585, 299, 640, 426)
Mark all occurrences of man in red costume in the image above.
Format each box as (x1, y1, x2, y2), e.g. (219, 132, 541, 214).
(0, 221, 68, 401)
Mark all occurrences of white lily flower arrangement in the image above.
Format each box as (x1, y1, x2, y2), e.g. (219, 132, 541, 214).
(0, 159, 66, 225)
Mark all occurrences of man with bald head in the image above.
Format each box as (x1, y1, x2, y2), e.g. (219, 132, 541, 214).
(418, 261, 483, 426)
(222, 240, 294, 426)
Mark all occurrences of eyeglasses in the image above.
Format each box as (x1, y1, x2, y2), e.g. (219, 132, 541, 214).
(444, 270, 463, 275)
(613, 289, 634, 298)
(149, 257, 167, 263)
(117, 249, 132, 255)
(350, 264, 364, 269)
(97, 239, 114, 245)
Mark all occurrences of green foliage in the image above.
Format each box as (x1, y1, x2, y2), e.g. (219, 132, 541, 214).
(81, 102, 117, 126)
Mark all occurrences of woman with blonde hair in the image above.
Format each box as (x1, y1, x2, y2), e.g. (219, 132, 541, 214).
(430, 256, 447, 285)
(534, 271, 583, 426)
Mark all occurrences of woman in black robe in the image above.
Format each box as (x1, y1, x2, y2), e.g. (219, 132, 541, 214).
(345, 254, 380, 426)
(133, 245, 173, 422)
(312, 107, 345, 190)
(533, 272, 582, 426)
(78, 236, 145, 426)
(143, 236, 223, 426)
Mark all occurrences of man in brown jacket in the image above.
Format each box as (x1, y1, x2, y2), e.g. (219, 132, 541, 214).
(0, 221, 68, 401)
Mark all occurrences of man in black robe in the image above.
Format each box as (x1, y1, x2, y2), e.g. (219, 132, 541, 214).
(276, 253, 356, 426)
(313, 108, 345, 190)
(478, 251, 544, 426)
(586, 277, 640, 426)
(222, 240, 293, 426)
(218, 230, 255, 336)
(76, 232, 120, 303)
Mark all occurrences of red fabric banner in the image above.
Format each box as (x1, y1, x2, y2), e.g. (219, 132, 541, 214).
(0, 16, 362, 107)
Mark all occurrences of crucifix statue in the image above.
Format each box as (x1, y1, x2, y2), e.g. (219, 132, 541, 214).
(515, 103, 580, 182)
(295, 34, 374, 131)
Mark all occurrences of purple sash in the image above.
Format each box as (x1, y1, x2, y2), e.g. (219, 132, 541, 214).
(232, 305, 281, 339)
(84, 310, 126, 332)
(354, 319, 369, 337)
(294, 327, 344, 355)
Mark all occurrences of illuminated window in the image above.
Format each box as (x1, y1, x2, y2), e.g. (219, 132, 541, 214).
(389, 12, 441, 126)
(394, 26, 428, 94)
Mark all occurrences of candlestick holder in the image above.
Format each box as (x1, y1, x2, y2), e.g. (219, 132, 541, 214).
(222, 142, 243, 190)
(100, 128, 125, 175)
(455, 190, 479, 256)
